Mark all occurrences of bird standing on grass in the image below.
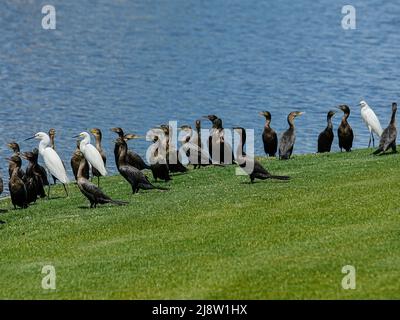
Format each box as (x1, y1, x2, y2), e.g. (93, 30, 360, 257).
(74, 132, 107, 184)
(48, 128, 61, 185)
(115, 136, 168, 193)
(90, 128, 106, 187)
(259, 111, 278, 157)
(21, 150, 47, 200)
(233, 127, 290, 183)
(25, 132, 69, 198)
(111, 127, 150, 170)
(337, 105, 354, 152)
(317, 111, 336, 153)
(7, 142, 26, 181)
(179, 125, 210, 168)
(374, 102, 397, 155)
(204, 115, 234, 164)
(360, 100, 383, 147)
(6, 155, 28, 209)
(76, 154, 127, 208)
(146, 132, 172, 182)
(279, 111, 305, 160)
(71, 139, 90, 180)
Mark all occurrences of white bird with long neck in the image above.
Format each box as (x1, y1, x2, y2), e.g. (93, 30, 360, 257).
(75, 132, 107, 177)
(25, 132, 69, 197)
(360, 100, 383, 147)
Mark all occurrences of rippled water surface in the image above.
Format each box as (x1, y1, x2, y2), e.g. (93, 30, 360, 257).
(0, 0, 399, 190)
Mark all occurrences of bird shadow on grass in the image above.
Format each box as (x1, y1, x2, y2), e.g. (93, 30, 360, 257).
(0, 209, 8, 214)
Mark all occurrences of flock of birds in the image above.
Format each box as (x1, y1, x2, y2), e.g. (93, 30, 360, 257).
(0, 100, 397, 210)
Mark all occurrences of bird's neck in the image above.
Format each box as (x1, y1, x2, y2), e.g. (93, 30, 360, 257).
(327, 117, 333, 129)
(117, 143, 128, 166)
(80, 136, 90, 151)
(236, 130, 246, 159)
(49, 136, 55, 149)
(39, 138, 50, 154)
(342, 113, 349, 123)
(94, 135, 102, 150)
(77, 158, 87, 179)
(391, 109, 397, 125)
(287, 117, 295, 129)
(264, 119, 271, 128)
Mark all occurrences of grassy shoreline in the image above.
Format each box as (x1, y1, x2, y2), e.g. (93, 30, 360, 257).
(0, 148, 399, 299)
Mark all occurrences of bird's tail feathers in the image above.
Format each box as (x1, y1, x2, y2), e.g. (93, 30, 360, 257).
(269, 175, 291, 180)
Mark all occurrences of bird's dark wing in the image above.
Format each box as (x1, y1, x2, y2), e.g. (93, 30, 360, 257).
(253, 160, 270, 176)
(279, 131, 295, 157)
(127, 151, 149, 170)
(79, 179, 111, 203)
(379, 127, 396, 151)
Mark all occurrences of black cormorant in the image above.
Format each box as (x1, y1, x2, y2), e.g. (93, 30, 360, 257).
(111, 127, 150, 170)
(179, 125, 210, 168)
(233, 127, 290, 183)
(21, 150, 47, 199)
(279, 111, 304, 160)
(7, 156, 28, 209)
(76, 154, 127, 208)
(7, 142, 25, 181)
(159, 124, 187, 173)
(373, 102, 397, 155)
(317, 111, 336, 153)
(204, 115, 234, 164)
(115, 136, 168, 193)
(259, 111, 278, 157)
(337, 105, 354, 152)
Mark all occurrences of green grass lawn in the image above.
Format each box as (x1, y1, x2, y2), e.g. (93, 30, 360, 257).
(0, 148, 399, 299)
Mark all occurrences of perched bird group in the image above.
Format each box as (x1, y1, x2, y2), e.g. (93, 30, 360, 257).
(0, 100, 397, 209)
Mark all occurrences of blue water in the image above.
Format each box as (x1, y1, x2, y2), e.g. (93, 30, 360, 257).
(0, 0, 399, 190)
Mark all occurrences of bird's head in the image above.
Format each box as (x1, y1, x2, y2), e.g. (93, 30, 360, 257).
(327, 110, 336, 118)
(24, 132, 49, 142)
(7, 141, 20, 152)
(337, 105, 351, 114)
(392, 102, 397, 113)
(179, 125, 192, 132)
(259, 111, 272, 120)
(111, 127, 124, 137)
(21, 151, 34, 161)
(203, 115, 218, 122)
(48, 128, 56, 137)
(359, 100, 367, 109)
(124, 133, 142, 141)
(73, 132, 90, 140)
(195, 120, 201, 129)
(90, 128, 102, 138)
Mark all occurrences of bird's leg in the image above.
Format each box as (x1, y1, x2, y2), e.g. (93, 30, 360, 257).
(47, 184, 51, 199)
(97, 176, 100, 188)
(371, 132, 375, 148)
(62, 184, 68, 197)
(368, 133, 372, 148)
(392, 143, 397, 153)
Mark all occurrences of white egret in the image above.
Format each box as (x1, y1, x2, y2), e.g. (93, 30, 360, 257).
(360, 100, 383, 147)
(25, 132, 69, 197)
(75, 132, 107, 178)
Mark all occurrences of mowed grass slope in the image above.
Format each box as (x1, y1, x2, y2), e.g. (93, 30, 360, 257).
(0, 148, 399, 299)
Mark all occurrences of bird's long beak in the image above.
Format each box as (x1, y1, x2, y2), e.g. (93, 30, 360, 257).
(24, 136, 35, 141)
(72, 135, 80, 138)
